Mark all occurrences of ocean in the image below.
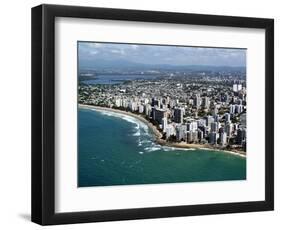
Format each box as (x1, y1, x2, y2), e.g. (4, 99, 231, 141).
(78, 108, 246, 187)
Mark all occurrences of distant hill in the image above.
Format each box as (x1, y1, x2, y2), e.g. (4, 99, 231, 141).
(79, 58, 246, 72)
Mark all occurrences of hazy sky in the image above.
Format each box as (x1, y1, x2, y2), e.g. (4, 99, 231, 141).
(78, 42, 246, 67)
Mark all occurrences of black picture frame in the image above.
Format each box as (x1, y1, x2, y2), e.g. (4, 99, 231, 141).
(31, 4, 274, 225)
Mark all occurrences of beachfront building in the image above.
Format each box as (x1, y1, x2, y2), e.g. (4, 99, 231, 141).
(174, 107, 184, 124)
(176, 125, 187, 142)
(220, 132, 227, 146)
(145, 104, 152, 117)
(209, 132, 218, 145)
(186, 131, 198, 143)
(115, 98, 122, 107)
(211, 122, 219, 133)
(129, 101, 138, 112)
(161, 117, 168, 132)
(187, 120, 198, 132)
(225, 122, 233, 137)
(152, 107, 167, 124)
(138, 104, 144, 114)
(198, 130, 204, 142)
(165, 124, 175, 139)
(236, 128, 246, 145)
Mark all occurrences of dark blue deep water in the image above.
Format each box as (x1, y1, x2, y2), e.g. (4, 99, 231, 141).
(78, 108, 246, 187)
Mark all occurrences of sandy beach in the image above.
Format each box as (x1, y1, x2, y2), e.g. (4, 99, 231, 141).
(79, 104, 246, 158)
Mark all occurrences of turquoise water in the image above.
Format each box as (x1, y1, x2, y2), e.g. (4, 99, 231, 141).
(78, 108, 246, 187)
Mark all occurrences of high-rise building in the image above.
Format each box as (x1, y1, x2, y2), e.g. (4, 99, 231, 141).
(162, 97, 170, 106)
(129, 101, 138, 111)
(165, 124, 175, 139)
(225, 113, 231, 123)
(214, 114, 220, 122)
(211, 122, 219, 132)
(229, 104, 236, 114)
(237, 84, 242, 91)
(242, 140, 247, 152)
(185, 131, 198, 143)
(187, 120, 198, 132)
(236, 128, 246, 145)
(186, 131, 192, 143)
(235, 104, 243, 114)
(237, 99, 243, 105)
(152, 108, 167, 124)
(152, 98, 160, 107)
(225, 122, 233, 137)
(225, 94, 230, 103)
(143, 98, 149, 105)
(202, 96, 210, 109)
(220, 93, 229, 103)
(161, 117, 168, 132)
(197, 119, 206, 127)
(145, 104, 151, 117)
(174, 108, 184, 124)
(205, 115, 215, 127)
(198, 129, 204, 142)
(176, 125, 187, 142)
(209, 132, 218, 145)
(122, 99, 129, 108)
(212, 104, 219, 116)
(219, 132, 227, 146)
(192, 131, 198, 143)
(194, 94, 201, 108)
(199, 126, 207, 138)
(115, 98, 122, 107)
(169, 100, 176, 108)
(138, 104, 144, 114)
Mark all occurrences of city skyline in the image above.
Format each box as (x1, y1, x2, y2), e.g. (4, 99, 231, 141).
(78, 42, 246, 67)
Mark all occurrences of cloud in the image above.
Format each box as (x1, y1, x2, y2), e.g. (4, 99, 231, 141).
(78, 42, 246, 66)
(131, 45, 139, 50)
(90, 50, 99, 55)
(110, 49, 126, 55)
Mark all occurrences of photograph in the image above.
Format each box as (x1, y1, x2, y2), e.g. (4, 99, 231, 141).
(78, 42, 247, 187)
(30, 3, 274, 225)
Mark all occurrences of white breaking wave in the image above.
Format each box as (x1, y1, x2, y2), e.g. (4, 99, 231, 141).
(144, 145, 162, 152)
(92, 108, 196, 154)
(133, 130, 141, 136)
(162, 146, 196, 152)
(93, 109, 149, 137)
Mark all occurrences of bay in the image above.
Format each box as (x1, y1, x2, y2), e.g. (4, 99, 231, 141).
(81, 74, 158, 85)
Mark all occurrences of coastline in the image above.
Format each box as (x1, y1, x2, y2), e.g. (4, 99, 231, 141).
(79, 104, 246, 158)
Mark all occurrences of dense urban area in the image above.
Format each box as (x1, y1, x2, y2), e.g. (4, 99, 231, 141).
(79, 69, 247, 153)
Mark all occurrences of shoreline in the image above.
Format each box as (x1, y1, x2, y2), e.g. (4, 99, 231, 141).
(79, 104, 246, 158)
